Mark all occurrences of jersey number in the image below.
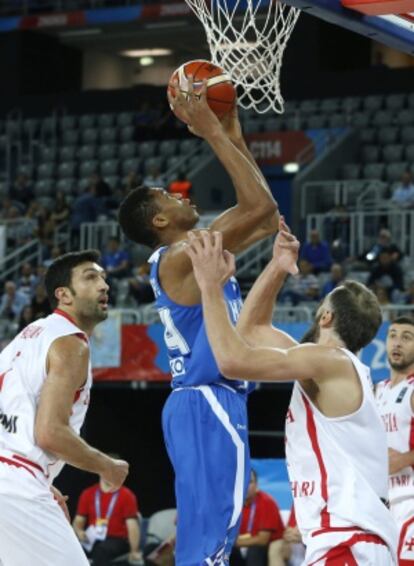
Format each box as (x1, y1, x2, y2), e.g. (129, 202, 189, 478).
(159, 308, 190, 355)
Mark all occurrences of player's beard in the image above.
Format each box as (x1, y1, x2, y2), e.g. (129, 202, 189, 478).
(388, 352, 414, 372)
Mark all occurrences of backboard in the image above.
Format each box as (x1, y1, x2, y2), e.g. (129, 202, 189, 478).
(284, 0, 414, 55)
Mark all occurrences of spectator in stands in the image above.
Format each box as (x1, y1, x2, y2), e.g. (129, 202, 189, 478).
(9, 173, 34, 208)
(362, 228, 402, 265)
(0, 280, 29, 320)
(89, 172, 112, 199)
(321, 263, 345, 298)
(17, 305, 34, 333)
(300, 229, 332, 273)
(128, 264, 154, 306)
(143, 509, 176, 565)
(101, 237, 131, 280)
(5, 206, 36, 247)
(390, 171, 414, 209)
(0, 197, 16, 220)
(72, 468, 142, 566)
(281, 259, 320, 305)
(36, 207, 56, 257)
(43, 245, 63, 268)
(17, 262, 39, 299)
(50, 191, 70, 225)
(367, 247, 404, 295)
(403, 280, 414, 305)
(168, 171, 192, 200)
(124, 171, 142, 194)
(230, 469, 284, 566)
(31, 283, 51, 320)
(144, 164, 165, 187)
(70, 185, 99, 246)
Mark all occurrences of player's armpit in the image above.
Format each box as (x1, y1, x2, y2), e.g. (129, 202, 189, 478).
(35, 335, 89, 452)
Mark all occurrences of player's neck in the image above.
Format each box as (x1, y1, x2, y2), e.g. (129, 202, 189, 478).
(390, 368, 414, 386)
(317, 329, 345, 349)
(55, 307, 95, 337)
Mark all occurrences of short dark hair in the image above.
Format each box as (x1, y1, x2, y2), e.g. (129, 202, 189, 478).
(390, 316, 414, 327)
(329, 280, 382, 353)
(44, 249, 101, 310)
(118, 186, 160, 248)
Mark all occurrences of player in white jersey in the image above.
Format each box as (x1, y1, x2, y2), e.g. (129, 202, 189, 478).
(0, 250, 129, 566)
(184, 227, 398, 565)
(376, 317, 414, 566)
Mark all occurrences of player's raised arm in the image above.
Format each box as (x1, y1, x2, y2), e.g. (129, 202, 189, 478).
(169, 78, 279, 253)
(34, 335, 129, 491)
(237, 219, 300, 349)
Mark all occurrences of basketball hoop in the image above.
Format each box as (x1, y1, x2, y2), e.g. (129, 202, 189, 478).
(183, 0, 300, 114)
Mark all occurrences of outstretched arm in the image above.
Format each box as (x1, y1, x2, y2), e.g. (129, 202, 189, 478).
(184, 231, 339, 383)
(237, 221, 300, 349)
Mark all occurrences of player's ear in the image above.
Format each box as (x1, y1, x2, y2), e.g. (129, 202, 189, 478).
(55, 286, 73, 306)
(320, 309, 334, 328)
(152, 213, 169, 229)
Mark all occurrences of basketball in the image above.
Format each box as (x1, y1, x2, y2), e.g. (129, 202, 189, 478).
(167, 59, 236, 123)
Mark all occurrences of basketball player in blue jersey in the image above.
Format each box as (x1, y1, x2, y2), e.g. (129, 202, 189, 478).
(118, 79, 279, 565)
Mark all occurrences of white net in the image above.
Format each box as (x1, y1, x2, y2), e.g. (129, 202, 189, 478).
(183, 0, 300, 114)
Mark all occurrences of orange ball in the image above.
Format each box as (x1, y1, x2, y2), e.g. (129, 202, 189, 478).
(168, 59, 236, 124)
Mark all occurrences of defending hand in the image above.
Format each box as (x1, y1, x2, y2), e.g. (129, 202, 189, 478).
(185, 230, 235, 289)
(272, 217, 300, 275)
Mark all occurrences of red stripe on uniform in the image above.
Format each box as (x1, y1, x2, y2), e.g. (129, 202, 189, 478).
(0, 456, 36, 478)
(397, 516, 414, 560)
(309, 533, 386, 565)
(302, 394, 330, 528)
(12, 454, 44, 474)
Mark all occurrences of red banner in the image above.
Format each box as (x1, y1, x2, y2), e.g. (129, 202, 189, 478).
(20, 11, 85, 29)
(93, 325, 170, 382)
(246, 131, 314, 166)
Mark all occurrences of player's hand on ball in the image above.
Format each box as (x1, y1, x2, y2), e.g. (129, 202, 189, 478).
(185, 230, 235, 288)
(272, 217, 300, 275)
(101, 457, 129, 490)
(168, 77, 222, 139)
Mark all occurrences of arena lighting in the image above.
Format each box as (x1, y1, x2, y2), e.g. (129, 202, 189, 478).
(121, 48, 173, 58)
(139, 56, 155, 66)
(284, 162, 300, 173)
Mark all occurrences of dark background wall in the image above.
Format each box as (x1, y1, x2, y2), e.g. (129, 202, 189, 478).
(54, 384, 292, 518)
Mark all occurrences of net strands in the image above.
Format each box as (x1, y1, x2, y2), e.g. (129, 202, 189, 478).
(184, 0, 300, 114)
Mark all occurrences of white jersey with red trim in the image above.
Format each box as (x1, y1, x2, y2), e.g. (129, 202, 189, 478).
(285, 348, 397, 557)
(376, 375, 414, 504)
(0, 310, 91, 484)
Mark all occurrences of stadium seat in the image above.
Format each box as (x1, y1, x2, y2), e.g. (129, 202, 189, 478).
(97, 113, 115, 129)
(97, 144, 116, 160)
(120, 125, 135, 142)
(307, 115, 327, 129)
(138, 141, 157, 159)
(341, 97, 361, 112)
(385, 94, 406, 111)
(401, 126, 414, 144)
(386, 162, 409, 183)
(363, 95, 383, 112)
(360, 128, 376, 144)
(263, 117, 283, 132)
(285, 116, 304, 131)
(144, 157, 164, 173)
(328, 114, 348, 128)
(82, 128, 99, 144)
(37, 162, 55, 179)
(118, 142, 135, 159)
(79, 160, 99, 177)
(395, 109, 414, 126)
(341, 163, 361, 180)
(405, 144, 414, 161)
(284, 101, 297, 114)
(41, 117, 57, 135)
(383, 144, 404, 163)
(78, 145, 96, 160)
(179, 139, 200, 155)
(299, 99, 319, 114)
(361, 145, 380, 163)
(79, 114, 96, 129)
(60, 146, 76, 161)
(371, 110, 394, 127)
(17, 163, 34, 177)
(122, 157, 141, 175)
(100, 127, 117, 144)
(101, 159, 119, 176)
(62, 130, 79, 145)
(243, 120, 261, 134)
(117, 112, 135, 128)
(159, 140, 178, 158)
(103, 175, 120, 189)
(23, 118, 40, 135)
(58, 161, 77, 178)
(377, 127, 399, 144)
(39, 146, 57, 162)
(34, 179, 53, 196)
(408, 93, 414, 108)
(362, 162, 385, 180)
(350, 112, 371, 128)
(320, 98, 340, 113)
(60, 115, 76, 130)
(166, 156, 184, 170)
(56, 178, 74, 194)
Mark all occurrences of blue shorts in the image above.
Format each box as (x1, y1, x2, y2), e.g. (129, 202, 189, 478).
(162, 384, 250, 566)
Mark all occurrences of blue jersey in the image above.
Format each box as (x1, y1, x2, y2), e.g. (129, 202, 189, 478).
(149, 246, 248, 393)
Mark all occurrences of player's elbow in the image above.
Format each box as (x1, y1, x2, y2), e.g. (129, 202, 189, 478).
(34, 423, 61, 455)
(218, 351, 250, 380)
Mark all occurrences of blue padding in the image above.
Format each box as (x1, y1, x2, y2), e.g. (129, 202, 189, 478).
(85, 5, 141, 25)
(0, 17, 20, 31)
(251, 458, 293, 511)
